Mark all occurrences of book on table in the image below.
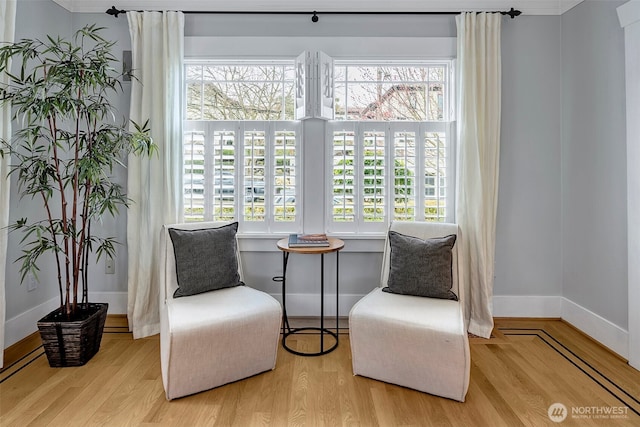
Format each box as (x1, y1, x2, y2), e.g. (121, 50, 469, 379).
(288, 233, 330, 247)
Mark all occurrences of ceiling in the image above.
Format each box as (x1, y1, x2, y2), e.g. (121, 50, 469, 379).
(52, 0, 584, 15)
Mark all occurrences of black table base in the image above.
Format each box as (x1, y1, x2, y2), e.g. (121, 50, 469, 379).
(273, 250, 340, 357)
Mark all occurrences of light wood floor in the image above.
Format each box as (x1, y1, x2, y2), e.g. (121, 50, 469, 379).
(1, 317, 639, 427)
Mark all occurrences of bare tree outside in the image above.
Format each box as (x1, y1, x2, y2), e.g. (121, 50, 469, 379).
(334, 65, 446, 121)
(186, 64, 295, 120)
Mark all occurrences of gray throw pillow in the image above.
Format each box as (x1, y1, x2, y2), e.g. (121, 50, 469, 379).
(382, 231, 458, 300)
(169, 222, 243, 298)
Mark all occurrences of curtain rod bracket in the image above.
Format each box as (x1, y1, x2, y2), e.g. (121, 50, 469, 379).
(311, 11, 319, 23)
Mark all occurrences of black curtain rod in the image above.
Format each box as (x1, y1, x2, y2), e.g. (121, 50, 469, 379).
(106, 6, 522, 21)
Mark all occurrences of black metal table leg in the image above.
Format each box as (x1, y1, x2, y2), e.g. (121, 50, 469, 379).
(271, 252, 291, 337)
(279, 253, 339, 356)
(275, 237, 343, 357)
(336, 250, 339, 344)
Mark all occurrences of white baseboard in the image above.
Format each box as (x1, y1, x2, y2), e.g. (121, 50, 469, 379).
(5, 292, 630, 360)
(492, 295, 562, 318)
(492, 295, 629, 359)
(4, 298, 59, 348)
(561, 297, 629, 359)
(275, 293, 565, 319)
(274, 293, 630, 358)
(4, 292, 128, 348)
(274, 293, 564, 319)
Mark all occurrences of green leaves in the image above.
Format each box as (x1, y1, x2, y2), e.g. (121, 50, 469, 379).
(0, 25, 155, 315)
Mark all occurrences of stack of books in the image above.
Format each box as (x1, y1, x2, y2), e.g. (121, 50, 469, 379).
(288, 233, 330, 248)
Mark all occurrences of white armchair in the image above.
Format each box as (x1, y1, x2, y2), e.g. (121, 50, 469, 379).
(348, 221, 470, 402)
(159, 221, 282, 400)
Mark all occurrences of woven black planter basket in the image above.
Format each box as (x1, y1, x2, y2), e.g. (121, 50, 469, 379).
(37, 302, 108, 367)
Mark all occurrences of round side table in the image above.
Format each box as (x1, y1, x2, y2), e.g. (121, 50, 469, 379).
(275, 237, 344, 356)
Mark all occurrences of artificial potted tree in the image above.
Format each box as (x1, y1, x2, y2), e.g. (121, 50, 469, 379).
(0, 25, 154, 367)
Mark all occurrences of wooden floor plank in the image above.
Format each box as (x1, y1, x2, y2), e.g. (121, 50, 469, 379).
(2, 318, 639, 426)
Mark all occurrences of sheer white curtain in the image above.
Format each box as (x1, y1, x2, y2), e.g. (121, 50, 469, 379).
(455, 12, 502, 339)
(0, 0, 16, 368)
(127, 11, 184, 339)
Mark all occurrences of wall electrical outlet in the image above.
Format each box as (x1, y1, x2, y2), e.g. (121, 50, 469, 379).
(105, 258, 115, 274)
(27, 272, 37, 292)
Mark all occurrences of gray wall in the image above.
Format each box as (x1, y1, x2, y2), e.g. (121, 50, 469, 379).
(495, 16, 563, 297)
(5, 1, 72, 320)
(184, 12, 566, 303)
(561, 0, 628, 328)
(184, 13, 456, 37)
(3, 1, 628, 334)
(4, 3, 131, 320)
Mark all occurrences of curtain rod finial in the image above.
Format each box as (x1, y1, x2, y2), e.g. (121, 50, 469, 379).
(106, 6, 126, 18)
(502, 7, 522, 19)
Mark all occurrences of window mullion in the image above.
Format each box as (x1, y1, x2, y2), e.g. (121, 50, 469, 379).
(204, 123, 215, 221)
(416, 123, 426, 222)
(436, 126, 442, 220)
(355, 123, 363, 232)
(236, 122, 245, 227)
(446, 121, 456, 223)
(279, 67, 283, 120)
(265, 122, 274, 230)
(199, 66, 205, 120)
(385, 124, 392, 226)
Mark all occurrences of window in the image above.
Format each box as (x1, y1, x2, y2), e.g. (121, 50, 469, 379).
(333, 62, 448, 121)
(184, 61, 301, 232)
(327, 62, 454, 234)
(183, 56, 454, 235)
(186, 62, 295, 121)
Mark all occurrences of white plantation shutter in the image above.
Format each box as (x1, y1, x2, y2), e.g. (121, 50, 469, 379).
(273, 128, 298, 224)
(327, 121, 452, 234)
(330, 126, 357, 226)
(183, 128, 207, 221)
(392, 128, 417, 221)
(183, 121, 301, 232)
(361, 127, 387, 227)
(295, 51, 312, 120)
(295, 51, 335, 120)
(316, 51, 335, 120)
(242, 127, 267, 224)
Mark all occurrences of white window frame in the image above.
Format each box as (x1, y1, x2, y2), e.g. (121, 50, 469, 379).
(326, 59, 455, 235)
(184, 37, 457, 238)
